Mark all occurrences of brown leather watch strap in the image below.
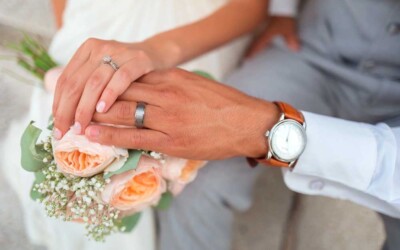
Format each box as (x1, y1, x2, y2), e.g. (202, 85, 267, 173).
(274, 101, 305, 124)
(248, 102, 304, 169)
(262, 158, 290, 168)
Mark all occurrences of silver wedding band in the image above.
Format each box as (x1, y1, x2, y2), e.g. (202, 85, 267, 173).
(102, 55, 119, 71)
(135, 102, 146, 129)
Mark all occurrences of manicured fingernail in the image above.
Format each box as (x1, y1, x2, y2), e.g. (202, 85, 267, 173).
(72, 122, 81, 134)
(86, 126, 100, 138)
(53, 128, 62, 140)
(96, 101, 106, 113)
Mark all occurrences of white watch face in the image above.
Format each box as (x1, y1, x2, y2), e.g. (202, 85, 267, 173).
(269, 120, 306, 162)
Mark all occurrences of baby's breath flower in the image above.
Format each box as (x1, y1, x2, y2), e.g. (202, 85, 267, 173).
(32, 136, 122, 241)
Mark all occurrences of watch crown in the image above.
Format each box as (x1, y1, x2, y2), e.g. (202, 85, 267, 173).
(265, 130, 270, 137)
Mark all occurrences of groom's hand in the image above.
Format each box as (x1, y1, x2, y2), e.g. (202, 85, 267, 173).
(86, 69, 280, 160)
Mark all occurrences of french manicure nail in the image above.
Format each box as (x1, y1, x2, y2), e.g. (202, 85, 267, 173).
(72, 122, 81, 134)
(96, 101, 106, 113)
(53, 128, 62, 140)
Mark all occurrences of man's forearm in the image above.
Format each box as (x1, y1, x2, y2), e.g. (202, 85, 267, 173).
(144, 0, 269, 68)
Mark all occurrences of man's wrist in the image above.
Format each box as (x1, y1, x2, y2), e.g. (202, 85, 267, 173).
(239, 100, 280, 158)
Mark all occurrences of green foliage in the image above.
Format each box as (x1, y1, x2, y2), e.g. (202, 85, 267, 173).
(34, 170, 46, 183)
(47, 115, 54, 130)
(20, 122, 47, 172)
(117, 213, 142, 233)
(156, 192, 173, 210)
(8, 34, 58, 81)
(192, 70, 215, 80)
(104, 150, 143, 179)
(30, 181, 45, 201)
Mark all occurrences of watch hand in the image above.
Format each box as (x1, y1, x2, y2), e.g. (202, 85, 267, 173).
(286, 127, 291, 143)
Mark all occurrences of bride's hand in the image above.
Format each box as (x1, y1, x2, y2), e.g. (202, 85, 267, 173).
(52, 38, 161, 139)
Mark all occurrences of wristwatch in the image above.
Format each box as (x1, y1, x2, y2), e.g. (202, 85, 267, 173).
(252, 102, 307, 169)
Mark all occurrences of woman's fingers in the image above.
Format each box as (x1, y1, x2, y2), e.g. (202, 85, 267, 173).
(85, 125, 170, 151)
(92, 101, 164, 130)
(73, 64, 115, 134)
(53, 62, 99, 138)
(52, 39, 159, 139)
(52, 39, 94, 115)
(96, 57, 153, 114)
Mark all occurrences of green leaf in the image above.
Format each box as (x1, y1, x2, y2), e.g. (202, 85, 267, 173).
(30, 181, 45, 201)
(155, 192, 173, 210)
(47, 115, 54, 130)
(117, 213, 142, 232)
(20, 121, 47, 172)
(34, 171, 46, 183)
(31, 170, 46, 201)
(192, 70, 215, 80)
(104, 150, 142, 179)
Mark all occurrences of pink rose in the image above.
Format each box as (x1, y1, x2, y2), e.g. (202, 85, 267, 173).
(161, 157, 206, 195)
(44, 66, 64, 94)
(53, 129, 128, 177)
(101, 156, 166, 213)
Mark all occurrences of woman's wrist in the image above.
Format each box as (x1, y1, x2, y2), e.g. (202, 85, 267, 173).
(142, 36, 183, 69)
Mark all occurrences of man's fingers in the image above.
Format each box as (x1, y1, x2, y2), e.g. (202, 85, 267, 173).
(92, 101, 164, 130)
(245, 33, 273, 58)
(118, 83, 162, 105)
(97, 59, 152, 114)
(284, 33, 301, 52)
(137, 69, 175, 84)
(85, 125, 170, 151)
(73, 64, 115, 134)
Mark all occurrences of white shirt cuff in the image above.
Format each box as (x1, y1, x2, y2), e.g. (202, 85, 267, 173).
(293, 112, 378, 191)
(269, 0, 299, 17)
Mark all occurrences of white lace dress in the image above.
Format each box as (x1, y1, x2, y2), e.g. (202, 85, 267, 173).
(0, 1, 250, 250)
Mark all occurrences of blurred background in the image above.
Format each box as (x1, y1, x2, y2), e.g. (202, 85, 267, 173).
(0, 0, 386, 249)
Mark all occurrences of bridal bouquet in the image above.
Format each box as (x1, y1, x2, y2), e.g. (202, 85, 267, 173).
(21, 122, 206, 241)
(17, 36, 210, 241)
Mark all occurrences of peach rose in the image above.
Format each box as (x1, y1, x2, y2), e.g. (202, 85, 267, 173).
(161, 157, 206, 195)
(53, 129, 128, 177)
(44, 66, 64, 94)
(101, 156, 166, 213)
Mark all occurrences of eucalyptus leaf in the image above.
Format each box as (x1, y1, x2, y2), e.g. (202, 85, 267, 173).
(117, 213, 141, 232)
(192, 70, 215, 80)
(34, 170, 46, 183)
(21, 121, 47, 172)
(104, 150, 142, 179)
(156, 192, 173, 210)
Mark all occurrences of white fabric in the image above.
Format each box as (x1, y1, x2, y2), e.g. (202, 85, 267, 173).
(269, 0, 299, 16)
(49, 0, 250, 81)
(284, 112, 400, 218)
(1, 1, 251, 250)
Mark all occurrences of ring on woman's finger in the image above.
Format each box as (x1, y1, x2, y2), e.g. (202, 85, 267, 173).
(102, 55, 119, 71)
(134, 102, 146, 129)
